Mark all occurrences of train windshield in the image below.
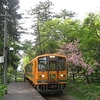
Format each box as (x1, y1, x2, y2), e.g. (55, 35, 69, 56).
(38, 56, 66, 71)
(38, 57, 47, 71)
(58, 57, 66, 71)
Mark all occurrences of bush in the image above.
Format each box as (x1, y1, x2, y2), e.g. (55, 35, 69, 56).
(66, 77, 100, 100)
(0, 84, 7, 99)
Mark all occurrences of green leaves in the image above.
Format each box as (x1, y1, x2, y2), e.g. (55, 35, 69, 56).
(80, 13, 100, 63)
(0, 84, 7, 98)
(0, 0, 22, 76)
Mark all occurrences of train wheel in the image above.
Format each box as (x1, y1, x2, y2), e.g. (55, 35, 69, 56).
(31, 82, 34, 87)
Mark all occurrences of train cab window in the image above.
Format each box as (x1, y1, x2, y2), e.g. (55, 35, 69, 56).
(38, 57, 47, 71)
(58, 57, 66, 71)
(49, 61, 57, 71)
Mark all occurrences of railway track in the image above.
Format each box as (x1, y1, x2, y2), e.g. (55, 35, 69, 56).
(42, 93, 76, 100)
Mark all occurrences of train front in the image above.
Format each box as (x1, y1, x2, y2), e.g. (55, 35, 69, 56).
(36, 54, 68, 93)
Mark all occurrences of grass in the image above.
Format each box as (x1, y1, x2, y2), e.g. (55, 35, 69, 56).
(65, 77, 100, 100)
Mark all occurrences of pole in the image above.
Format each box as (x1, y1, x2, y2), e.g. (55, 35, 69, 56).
(4, 10, 8, 94)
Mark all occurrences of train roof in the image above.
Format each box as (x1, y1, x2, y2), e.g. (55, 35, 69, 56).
(31, 53, 66, 61)
(25, 53, 67, 66)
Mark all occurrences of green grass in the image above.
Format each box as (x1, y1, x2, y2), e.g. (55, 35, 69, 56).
(65, 78, 100, 100)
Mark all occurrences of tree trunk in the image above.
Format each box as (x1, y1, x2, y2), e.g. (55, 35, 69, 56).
(72, 73, 75, 81)
(84, 74, 90, 84)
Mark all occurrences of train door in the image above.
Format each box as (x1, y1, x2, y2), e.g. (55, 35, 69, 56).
(48, 59, 58, 89)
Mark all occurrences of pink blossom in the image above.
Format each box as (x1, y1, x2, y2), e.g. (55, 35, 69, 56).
(58, 39, 94, 75)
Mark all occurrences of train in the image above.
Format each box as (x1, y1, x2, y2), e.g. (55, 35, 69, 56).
(24, 53, 68, 93)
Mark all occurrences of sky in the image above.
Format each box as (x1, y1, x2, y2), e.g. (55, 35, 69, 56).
(18, 0, 100, 41)
(19, 0, 100, 18)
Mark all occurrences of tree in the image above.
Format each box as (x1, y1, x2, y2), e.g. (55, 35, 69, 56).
(39, 19, 62, 54)
(54, 9, 76, 19)
(80, 13, 100, 81)
(58, 40, 94, 83)
(29, 0, 54, 55)
(26, 0, 78, 56)
(22, 40, 35, 60)
(0, 0, 22, 76)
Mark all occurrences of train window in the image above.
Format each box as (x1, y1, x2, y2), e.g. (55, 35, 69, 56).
(39, 57, 46, 60)
(49, 61, 57, 71)
(38, 57, 47, 71)
(25, 63, 32, 72)
(58, 57, 66, 71)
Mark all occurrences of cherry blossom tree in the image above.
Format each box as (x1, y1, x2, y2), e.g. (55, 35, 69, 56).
(58, 39, 95, 83)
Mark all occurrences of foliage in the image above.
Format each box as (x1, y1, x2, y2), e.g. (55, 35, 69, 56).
(80, 13, 100, 63)
(0, 0, 22, 76)
(58, 39, 94, 83)
(79, 13, 100, 81)
(22, 40, 35, 60)
(0, 84, 7, 98)
(66, 78, 100, 100)
(23, 56, 30, 66)
(27, 0, 76, 56)
(54, 9, 76, 19)
(29, 0, 54, 55)
(38, 19, 62, 54)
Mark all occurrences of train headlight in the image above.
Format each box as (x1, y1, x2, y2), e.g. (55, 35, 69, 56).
(60, 74, 64, 77)
(39, 74, 45, 78)
(50, 56, 55, 58)
(41, 75, 45, 78)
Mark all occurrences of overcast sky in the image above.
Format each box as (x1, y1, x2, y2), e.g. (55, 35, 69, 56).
(19, 0, 100, 18)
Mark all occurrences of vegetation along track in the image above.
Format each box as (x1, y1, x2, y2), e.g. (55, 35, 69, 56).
(42, 93, 76, 100)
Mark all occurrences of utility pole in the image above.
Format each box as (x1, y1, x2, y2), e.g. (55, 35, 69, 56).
(4, 10, 8, 94)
